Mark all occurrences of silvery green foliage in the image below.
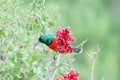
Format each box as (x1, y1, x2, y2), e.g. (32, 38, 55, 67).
(0, 0, 77, 80)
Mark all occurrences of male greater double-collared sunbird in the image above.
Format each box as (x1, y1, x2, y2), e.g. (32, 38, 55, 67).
(34, 27, 87, 54)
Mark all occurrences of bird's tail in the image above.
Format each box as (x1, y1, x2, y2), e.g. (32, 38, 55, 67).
(73, 39, 87, 53)
(73, 47, 81, 53)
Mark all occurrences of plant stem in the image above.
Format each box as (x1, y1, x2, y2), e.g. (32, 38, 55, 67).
(89, 45, 101, 80)
(90, 56, 96, 80)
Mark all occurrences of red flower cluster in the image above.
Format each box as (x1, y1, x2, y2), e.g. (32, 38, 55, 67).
(56, 27, 75, 53)
(56, 70, 79, 80)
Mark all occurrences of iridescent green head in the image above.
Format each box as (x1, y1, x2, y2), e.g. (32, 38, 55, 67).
(38, 34, 56, 45)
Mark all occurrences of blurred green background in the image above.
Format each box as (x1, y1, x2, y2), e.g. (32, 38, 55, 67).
(50, 0, 120, 80)
(1, 0, 120, 80)
(46, 0, 120, 80)
(24, 0, 120, 80)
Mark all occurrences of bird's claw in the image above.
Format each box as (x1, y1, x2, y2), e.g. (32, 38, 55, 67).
(53, 54, 59, 61)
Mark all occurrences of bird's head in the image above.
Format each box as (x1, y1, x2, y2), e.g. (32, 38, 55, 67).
(34, 34, 54, 48)
(38, 34, 52, 45)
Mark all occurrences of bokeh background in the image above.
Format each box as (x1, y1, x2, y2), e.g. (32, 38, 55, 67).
(1, 0, 120, 80)
(46, 0, 120, 80)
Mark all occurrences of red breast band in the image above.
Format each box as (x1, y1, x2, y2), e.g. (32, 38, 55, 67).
(48, 38, 57, 50)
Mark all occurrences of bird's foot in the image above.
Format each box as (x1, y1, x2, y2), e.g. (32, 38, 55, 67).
(53, 54, 60, 66)
(53, 54, 60, 61)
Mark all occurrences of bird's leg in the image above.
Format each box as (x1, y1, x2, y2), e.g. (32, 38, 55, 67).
(53, 53, 60, 61)
(47, 52, 60, 67)
(53, 52, 60, 66)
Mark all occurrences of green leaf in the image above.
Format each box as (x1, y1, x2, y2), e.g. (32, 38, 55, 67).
(48, 21, 54, 27)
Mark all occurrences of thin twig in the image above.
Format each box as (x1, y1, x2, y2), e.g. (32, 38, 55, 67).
(101, 77, 104, 80)
(2, 12, 37, 29)
(89, 45, 101, 80)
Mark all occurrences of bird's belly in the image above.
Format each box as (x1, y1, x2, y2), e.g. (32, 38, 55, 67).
(48, 38, 57, 51)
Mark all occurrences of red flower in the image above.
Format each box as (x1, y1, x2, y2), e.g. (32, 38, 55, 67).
(56, 70, 79, 80)
(56, 27, 76, 53)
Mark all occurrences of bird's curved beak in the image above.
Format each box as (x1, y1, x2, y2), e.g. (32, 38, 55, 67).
(33, 41, 40, 49)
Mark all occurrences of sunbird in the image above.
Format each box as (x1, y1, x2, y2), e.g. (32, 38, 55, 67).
(35, 34, 85, 53)
(34, 27, 87, 56)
